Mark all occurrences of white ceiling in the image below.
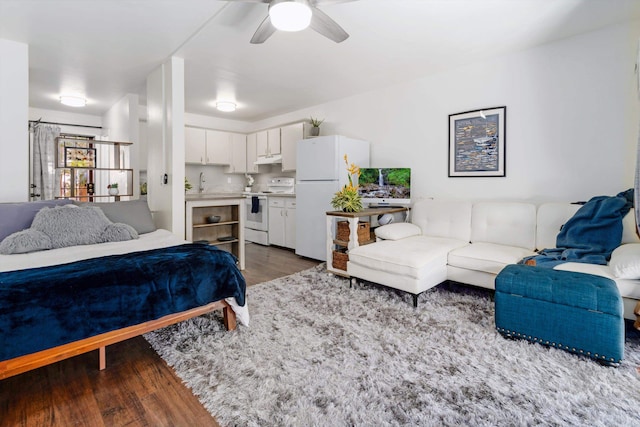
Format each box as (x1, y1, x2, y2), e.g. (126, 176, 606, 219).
(1, 0, 639, 122)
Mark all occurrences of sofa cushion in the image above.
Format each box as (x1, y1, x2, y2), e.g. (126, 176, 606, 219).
(536, 203, 581, 250)
(74, 200, 156, 234)
(411, 199, 472, 242)
(471, 202, 536, 250)
(0, 199, 73, 242)
(621, 211, 640, 244)
(374, 223, 421, 240)
(447, 242, 537, 275)
(348, 235, 469, 279)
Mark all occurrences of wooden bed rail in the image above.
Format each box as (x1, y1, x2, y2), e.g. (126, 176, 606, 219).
(0, 300, 236, 380)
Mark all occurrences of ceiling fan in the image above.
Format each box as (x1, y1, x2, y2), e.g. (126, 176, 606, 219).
(224, 0, 357, 44)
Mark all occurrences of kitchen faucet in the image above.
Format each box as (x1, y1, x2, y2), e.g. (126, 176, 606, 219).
(199, 172, 205, 193)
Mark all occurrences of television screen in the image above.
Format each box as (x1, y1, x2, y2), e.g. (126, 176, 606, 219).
(357, 168, 411, 206)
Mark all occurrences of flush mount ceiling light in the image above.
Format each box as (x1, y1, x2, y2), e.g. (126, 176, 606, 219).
(269, 0, 312, 32)
(59, 95, 87, 107)
(216, 101, 237, 112)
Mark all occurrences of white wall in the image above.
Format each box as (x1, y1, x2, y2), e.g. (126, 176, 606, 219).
(0, 39, 29, 202)
(102, 94, 140, 197)
(250, 20, 640, 204)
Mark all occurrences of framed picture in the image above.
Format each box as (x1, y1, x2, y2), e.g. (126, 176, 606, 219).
(448, 106, 506, 177)
(64, 146, 96, 168)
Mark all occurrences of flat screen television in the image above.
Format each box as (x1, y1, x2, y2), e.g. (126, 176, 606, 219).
(357, 167, 411, 206)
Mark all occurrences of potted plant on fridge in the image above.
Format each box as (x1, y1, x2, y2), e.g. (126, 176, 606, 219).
(309, 116, 324, 137)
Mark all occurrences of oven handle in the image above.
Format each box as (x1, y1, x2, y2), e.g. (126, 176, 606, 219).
(245, 195, 268, 200)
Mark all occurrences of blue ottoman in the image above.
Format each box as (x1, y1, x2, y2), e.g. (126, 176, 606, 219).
(495, 264, 624, 364)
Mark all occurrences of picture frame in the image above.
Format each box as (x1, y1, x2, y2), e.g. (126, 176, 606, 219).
(64, 146, 96, 168)
(448, 106, 506, 177)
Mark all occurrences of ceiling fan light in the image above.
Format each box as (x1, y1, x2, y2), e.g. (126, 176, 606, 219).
(269, 1, 312, 32)
(60, 95, 86, 107)
(216, 101, 237, 112)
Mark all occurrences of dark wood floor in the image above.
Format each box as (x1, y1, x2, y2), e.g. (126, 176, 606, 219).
(0, 243, 319, 427)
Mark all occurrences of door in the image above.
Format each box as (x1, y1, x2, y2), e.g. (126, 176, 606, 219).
(296, 135, 339, 181)
(245, 196, 268, 231)
(268, 197, 285, 246)
(295, 181, 338, 261)
(285, 199, 297, 249)
(246, 133, 259, 173)
(227, 132, 247, 173)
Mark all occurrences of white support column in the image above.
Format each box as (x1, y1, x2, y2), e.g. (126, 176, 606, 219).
(146, 57, 185, 237)
(0, 39, 29, 202)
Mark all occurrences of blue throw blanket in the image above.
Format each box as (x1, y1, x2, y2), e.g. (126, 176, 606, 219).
(520, 189, 634, 268)
(0, 244, 246, 361)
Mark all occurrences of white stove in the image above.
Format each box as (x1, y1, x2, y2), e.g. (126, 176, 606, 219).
(244, 177, 295, 245)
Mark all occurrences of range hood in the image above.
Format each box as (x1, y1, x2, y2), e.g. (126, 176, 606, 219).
(254, 154, 282, 165)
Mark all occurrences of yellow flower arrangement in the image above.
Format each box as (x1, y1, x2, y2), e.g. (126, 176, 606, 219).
(331, 154, 363, 212)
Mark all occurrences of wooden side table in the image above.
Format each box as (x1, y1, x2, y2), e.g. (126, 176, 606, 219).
(634, 301, 640, 331)
(326, 207, 408, 277)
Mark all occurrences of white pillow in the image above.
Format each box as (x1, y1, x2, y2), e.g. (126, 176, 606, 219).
(374, 222, 421, 241)
(610, 244, 640, 279)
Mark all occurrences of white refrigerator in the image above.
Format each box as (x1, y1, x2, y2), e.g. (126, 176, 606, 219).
(296, 135, 370, 261)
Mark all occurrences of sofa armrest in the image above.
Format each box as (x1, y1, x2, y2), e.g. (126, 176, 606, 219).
(374, 223, 421, 241)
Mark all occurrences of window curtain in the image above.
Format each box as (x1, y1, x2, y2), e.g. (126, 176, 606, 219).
(32, 124, 60, 200)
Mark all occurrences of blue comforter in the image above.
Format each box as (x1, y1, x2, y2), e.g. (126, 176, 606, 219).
(0, 244, 246, 361)
(520, 189, 634, 267)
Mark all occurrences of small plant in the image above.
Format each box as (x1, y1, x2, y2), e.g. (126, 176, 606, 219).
(310, 116, 324, 127)
(330, 154, 362, 212)
(107, 183, 118, 189)
(185, 177, 192, 191)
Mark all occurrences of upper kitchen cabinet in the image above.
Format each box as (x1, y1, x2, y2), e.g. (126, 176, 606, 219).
(246, 133, 259, 173)
(185, 127, 231, 165)
(257, 128, 281, 157)
(185, 127, 206, 164)
(280, 122, 304, 171)
(205, 130, 231, 165)
(226, 132, 247, 174)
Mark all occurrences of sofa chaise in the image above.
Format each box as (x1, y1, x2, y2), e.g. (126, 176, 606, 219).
(346, 198, 640, 320)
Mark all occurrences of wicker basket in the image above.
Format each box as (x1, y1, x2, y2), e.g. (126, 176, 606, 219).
(332, 250, 349, 271)
(336, 221, 370, 244)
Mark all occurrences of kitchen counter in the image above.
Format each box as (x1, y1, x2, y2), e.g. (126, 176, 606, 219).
(185, 193, 245, 201)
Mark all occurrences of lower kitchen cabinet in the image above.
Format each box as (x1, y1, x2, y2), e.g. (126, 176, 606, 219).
(268, 197, 296, 249)
(185, 197, 245, 270)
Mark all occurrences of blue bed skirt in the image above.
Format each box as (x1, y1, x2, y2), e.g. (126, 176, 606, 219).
(0, 244, 246, 361)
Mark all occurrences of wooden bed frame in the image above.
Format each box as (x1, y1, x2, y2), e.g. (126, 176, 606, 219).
(0, 300, 236, 380)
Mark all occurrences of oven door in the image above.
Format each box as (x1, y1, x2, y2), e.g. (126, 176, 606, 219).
(245, 196, 268, 231)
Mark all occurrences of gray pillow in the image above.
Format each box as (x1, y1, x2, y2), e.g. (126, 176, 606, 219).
(73, 200, 156, 234)
(0, 199, 72, 242)
(0, 205, 139, 254)
(0, 229, 52, 254)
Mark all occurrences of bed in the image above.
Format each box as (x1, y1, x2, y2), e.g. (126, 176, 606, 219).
(0, 200, 249, 380)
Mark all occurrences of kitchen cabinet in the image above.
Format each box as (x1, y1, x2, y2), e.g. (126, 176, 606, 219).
(268, 197, 296, 249)
(185, 127, 206, 164)
(185, 197, 245, 270)
(246, 133, 259, 173)
(280, 122, 304, 171)
(227, 132, 247, 173)
(257, 128, 281, 157)
(185, 127, 231, 165)
(205, 129, 231, 165)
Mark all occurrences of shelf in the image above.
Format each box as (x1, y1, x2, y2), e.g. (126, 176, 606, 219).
(193, 220, 239, 228)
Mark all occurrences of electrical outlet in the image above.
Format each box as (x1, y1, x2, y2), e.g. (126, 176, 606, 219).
(227, 177, 232, 184)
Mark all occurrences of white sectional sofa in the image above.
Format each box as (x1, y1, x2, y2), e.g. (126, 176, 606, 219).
(346, 199, 640, 319)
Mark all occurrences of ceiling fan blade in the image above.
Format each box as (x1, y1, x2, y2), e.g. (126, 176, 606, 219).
(309, 7, 349, 43)
(250, 15, 277, 44)
(311, 0, 358, 5)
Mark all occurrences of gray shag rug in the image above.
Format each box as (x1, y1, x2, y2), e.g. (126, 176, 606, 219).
(145, 265, 640, 426)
